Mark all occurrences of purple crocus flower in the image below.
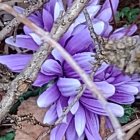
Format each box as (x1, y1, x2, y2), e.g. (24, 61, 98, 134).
(0, 0, 139, 140)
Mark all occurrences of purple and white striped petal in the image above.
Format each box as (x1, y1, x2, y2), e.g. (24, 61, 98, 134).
(75, 106, 86, 137)
(33, 73, 54, 87)
(50, 113, 73, 140)
(37, 84, 60, 108)
(80, 97, 124, 117)
(97, 0, 119, 21)
(67, 116, 85, 140)
(54, 0, 64, 20)
(64, 52, 95, 78)
(43, 103, 58, 124)
(85, 81, 115, 98)
(57, 78, 81, 96)
(41, 59, 63, 77)
(74, 5, 100, 26)
(68, 96, 79, 114)
(29, 33, 42, 45)
(5, 35, 38, 50)
(42, 8, 53, 31)
(116, 84, 139, 95)
(109, 91, 135, 104)
(56, 96, 68, 123)
(85, 111, 102, 140)
(65, 28, 92, 55)
(0, 54, 32, 72)
(110, 25, 138, 39)
(52, 48, 64, 64)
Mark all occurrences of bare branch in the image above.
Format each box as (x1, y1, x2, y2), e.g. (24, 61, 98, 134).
(0, 0, 49, 41)
(124, 124, 140, 140)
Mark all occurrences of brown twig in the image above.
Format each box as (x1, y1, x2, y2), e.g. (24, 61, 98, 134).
(83, 8, 101, 51)
(0, 0, 49, 42)
(124, 124, 140, 140)
(107, 119, 140, 140)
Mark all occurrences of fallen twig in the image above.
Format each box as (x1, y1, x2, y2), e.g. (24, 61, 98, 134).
(107, 119, 140, 140)
(124, 124, 140, 140)
(0, 0, 49, 42)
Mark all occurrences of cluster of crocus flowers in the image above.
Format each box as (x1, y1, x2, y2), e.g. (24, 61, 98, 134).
(0, 0, 139, 139)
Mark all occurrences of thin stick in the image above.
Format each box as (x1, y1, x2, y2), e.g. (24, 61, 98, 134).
(107, 119, 140, 140)
(0, 0, 49, 41)
(124, 124, 140, 140)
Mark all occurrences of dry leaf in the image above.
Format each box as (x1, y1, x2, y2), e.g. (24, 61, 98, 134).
(15, 97, 49, 140)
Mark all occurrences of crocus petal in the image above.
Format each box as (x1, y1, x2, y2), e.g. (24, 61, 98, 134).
(68, 96, 79, 114)
(85, 112, 101, 140)
(51, 113, 73, 140)
(65, 28, 92, 55)
(56, 96, 68, 123)
(54, 0, 64, 20)
(80, 97, 124, 117)
(85, 111, 99, 132)
(117, 84, 138, 95)
(109, 103, 124, 117)
(57, 78, 81, 97)
(97, 0, 119, 22)
(29, 33, 42, 45)
(5, 35, 38, 50)
(64, 52, 95, 78)
(66, 119, 85, 140)
(95, 81, 115, 98)
(85, 81, 115, 98)
(43, 103, 57, 124)
(88, 0, 99, 5)
(43, 9, 53, 31)
(93, 20, 105, 35)
(66, 119, 79, 140)
(75, 106, 86, 137)
(110, 25, 137, 39)
(41, 59, 63, 77)
(37, 84, 60, 108)
(52, 48, 64, 64)
(95, 62, 109, 76)
(98, 0, 119, 21)
(85, 128, 101, 140)
(0, 54, 32, 72)
(103, 24, 113, 37)
(72, 24, 86, 35)
(33, 72, 54, 87)
(74, 5, 100, 26)
(97, 8, 112, 22)
(23, 15, 43, 35)
(109, 91, 135, 104)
